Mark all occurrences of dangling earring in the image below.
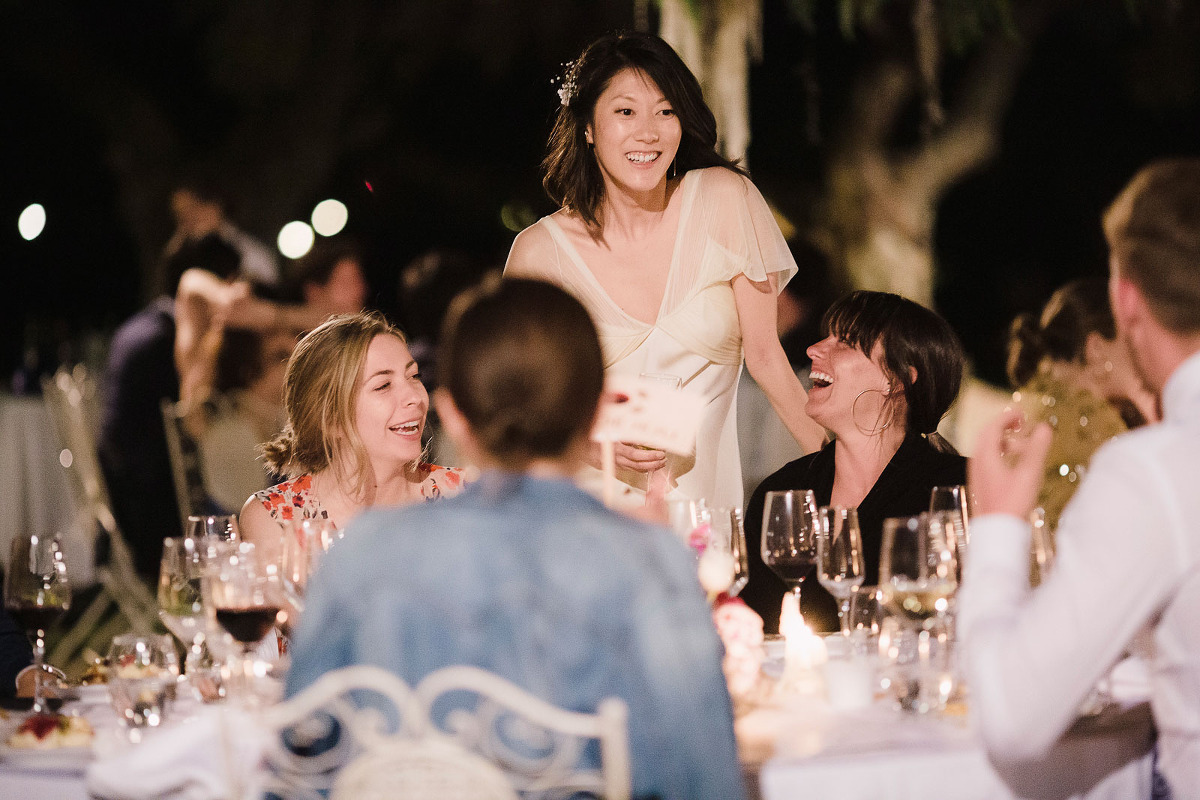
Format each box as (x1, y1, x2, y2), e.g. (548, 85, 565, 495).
(669, 159, 677, 179)
(852, 388, 892, 437)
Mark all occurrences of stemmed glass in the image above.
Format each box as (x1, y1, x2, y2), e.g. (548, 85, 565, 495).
(158, 537, 209, 678)
(698, 507, 750, 597)
(186, 514, 240, 542)
(208, 543, 283, 704)
(107, 634, 179, 730)
(761, 490, 820, 622)
(5, 531, 71, 715)
(879, 513, 959, 711)
(929, 485, 970, 579)
(817, 505, 865, 636)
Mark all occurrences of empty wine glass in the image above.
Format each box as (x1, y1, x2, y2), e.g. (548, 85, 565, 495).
(158, 536, 208, 673)
(929, 485, 970, 578)
(817, 505, 865, 636)
(761, 490, 820, 623)
(185, 514, 240, 542)
(5, 531, 71, 716)
(698, 507, 749, 596)
(108, 633, 179, 730)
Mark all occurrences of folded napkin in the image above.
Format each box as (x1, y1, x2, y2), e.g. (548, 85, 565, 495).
(86, 706, 271, 800)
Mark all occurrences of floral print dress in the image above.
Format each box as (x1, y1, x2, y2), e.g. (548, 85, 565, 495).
(253, 465, 469, 525)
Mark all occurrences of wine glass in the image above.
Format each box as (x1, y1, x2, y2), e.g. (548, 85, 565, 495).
(1030, 506, 1055, 586)
(185, 514, 240, 542)
(698, 507, 749, 596)
(879, 513, 958, 628)
(208, 543, 283, 704)
(761, 490, 820, 622)
(817, 505, 865, 636)
(879, 513, 959, 712)
(107, 633, 179, 730)
(637, 372, 682, 498)
(158, 536, 209, 677)
(929, 485, 970, 578)
(5, 531, 71, 716)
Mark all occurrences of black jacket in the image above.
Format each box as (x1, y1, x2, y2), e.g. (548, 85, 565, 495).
(742, 434, 966, 633)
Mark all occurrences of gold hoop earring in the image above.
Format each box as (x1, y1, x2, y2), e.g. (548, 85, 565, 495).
(852, 388, 892, 437)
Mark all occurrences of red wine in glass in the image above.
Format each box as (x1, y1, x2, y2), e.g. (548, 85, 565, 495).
(215, 606, 281, 645)
(8, 605, 66, 638)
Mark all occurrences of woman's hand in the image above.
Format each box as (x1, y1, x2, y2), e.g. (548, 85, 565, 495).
(587, 440, 667, 473)
(968, 407, 1053, 519)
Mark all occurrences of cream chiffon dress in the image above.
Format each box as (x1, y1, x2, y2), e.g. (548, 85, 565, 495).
(504, 167, 798, 510)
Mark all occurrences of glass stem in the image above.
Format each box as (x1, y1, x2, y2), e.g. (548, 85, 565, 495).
(838, 598, 852, 636)
(31, 628, 49, 716)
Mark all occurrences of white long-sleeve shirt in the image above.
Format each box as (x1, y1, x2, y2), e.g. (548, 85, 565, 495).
(960, 350, 1200, 798)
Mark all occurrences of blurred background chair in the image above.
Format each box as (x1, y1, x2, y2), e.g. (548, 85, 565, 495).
(40, 365, 159, 672)
(263, 664, 631, 800)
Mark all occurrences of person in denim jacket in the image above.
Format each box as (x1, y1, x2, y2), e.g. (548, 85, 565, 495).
(287, 277, 744, 800)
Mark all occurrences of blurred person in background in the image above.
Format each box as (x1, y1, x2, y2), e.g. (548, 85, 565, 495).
(742, 291, 966, 633)
(1006, 276, 1157, 534)
(164, 175, 279, 289)
(99, 234, 325, 577)
(287, 278, 744, 799)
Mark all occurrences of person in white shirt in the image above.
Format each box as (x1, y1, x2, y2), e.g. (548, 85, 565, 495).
(961, 158, 1200, 799)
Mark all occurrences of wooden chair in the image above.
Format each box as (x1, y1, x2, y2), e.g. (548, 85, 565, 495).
(262, 664, 632, 800)
(40, 365, 160, 667)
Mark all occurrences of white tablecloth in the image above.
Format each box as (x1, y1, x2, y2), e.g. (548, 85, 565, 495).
(746, 698, 1154, 800)
(0, 393, 88, 583)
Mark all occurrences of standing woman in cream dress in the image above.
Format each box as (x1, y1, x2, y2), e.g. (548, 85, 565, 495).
(505, 31, 825, 509)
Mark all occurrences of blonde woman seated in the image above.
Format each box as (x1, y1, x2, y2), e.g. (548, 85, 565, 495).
(240, 312, 469, 561)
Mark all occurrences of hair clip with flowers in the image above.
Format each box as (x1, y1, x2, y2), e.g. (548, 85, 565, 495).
(553, 60, 580, 107)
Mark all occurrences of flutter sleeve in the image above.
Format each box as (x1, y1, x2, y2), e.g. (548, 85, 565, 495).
(688, 167, 798, 290)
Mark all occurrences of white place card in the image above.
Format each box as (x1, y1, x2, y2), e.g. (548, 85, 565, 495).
(590, 372, 703, 455)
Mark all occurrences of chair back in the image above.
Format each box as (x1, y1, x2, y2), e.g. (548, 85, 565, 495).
(263, 664, 632, 800)
(160, 399, 211, 529)
(40, 365, 159, 644)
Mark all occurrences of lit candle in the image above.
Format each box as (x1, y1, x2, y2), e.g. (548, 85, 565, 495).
(781, 594, 827, 676)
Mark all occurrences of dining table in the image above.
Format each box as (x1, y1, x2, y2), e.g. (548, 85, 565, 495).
(0, 645, 1158, 800)
(738, 646, 1155, 800)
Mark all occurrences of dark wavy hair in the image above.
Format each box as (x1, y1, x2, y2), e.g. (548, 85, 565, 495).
(822, 291, 965, 438)
(439, 277, 604, 468)
(541, 31, 745, 229)
(1006, 278, 1115, 388)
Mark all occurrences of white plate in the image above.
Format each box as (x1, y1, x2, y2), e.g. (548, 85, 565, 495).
(0, 743, 92, 772)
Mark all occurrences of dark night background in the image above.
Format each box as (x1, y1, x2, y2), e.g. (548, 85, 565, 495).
(4, 0, 1200, 390)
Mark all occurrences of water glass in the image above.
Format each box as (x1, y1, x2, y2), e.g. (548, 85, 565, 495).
(817, 505, 865, 635)
(185, 514, 240, 542)
(108, 633, 180, 728)
(704, 507, 749, 596)
(929, 485, 970, 578)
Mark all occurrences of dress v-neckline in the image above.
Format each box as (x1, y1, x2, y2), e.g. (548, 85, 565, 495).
(543, 170, 698, 327)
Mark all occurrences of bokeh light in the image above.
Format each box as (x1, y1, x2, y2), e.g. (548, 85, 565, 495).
(277, 221, 315, 259)
(311, 199, 349, 237)
(18, 203, 46, 241)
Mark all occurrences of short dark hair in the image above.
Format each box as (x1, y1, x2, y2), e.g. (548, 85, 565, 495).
(440, 277, 604, 467)
(541, 31, 745, 229)
(822, 291, 965, 436)
(164, 233, 242, 296)
(1006, 277, 1114, 388)
(1104, 158, 1200, 333)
